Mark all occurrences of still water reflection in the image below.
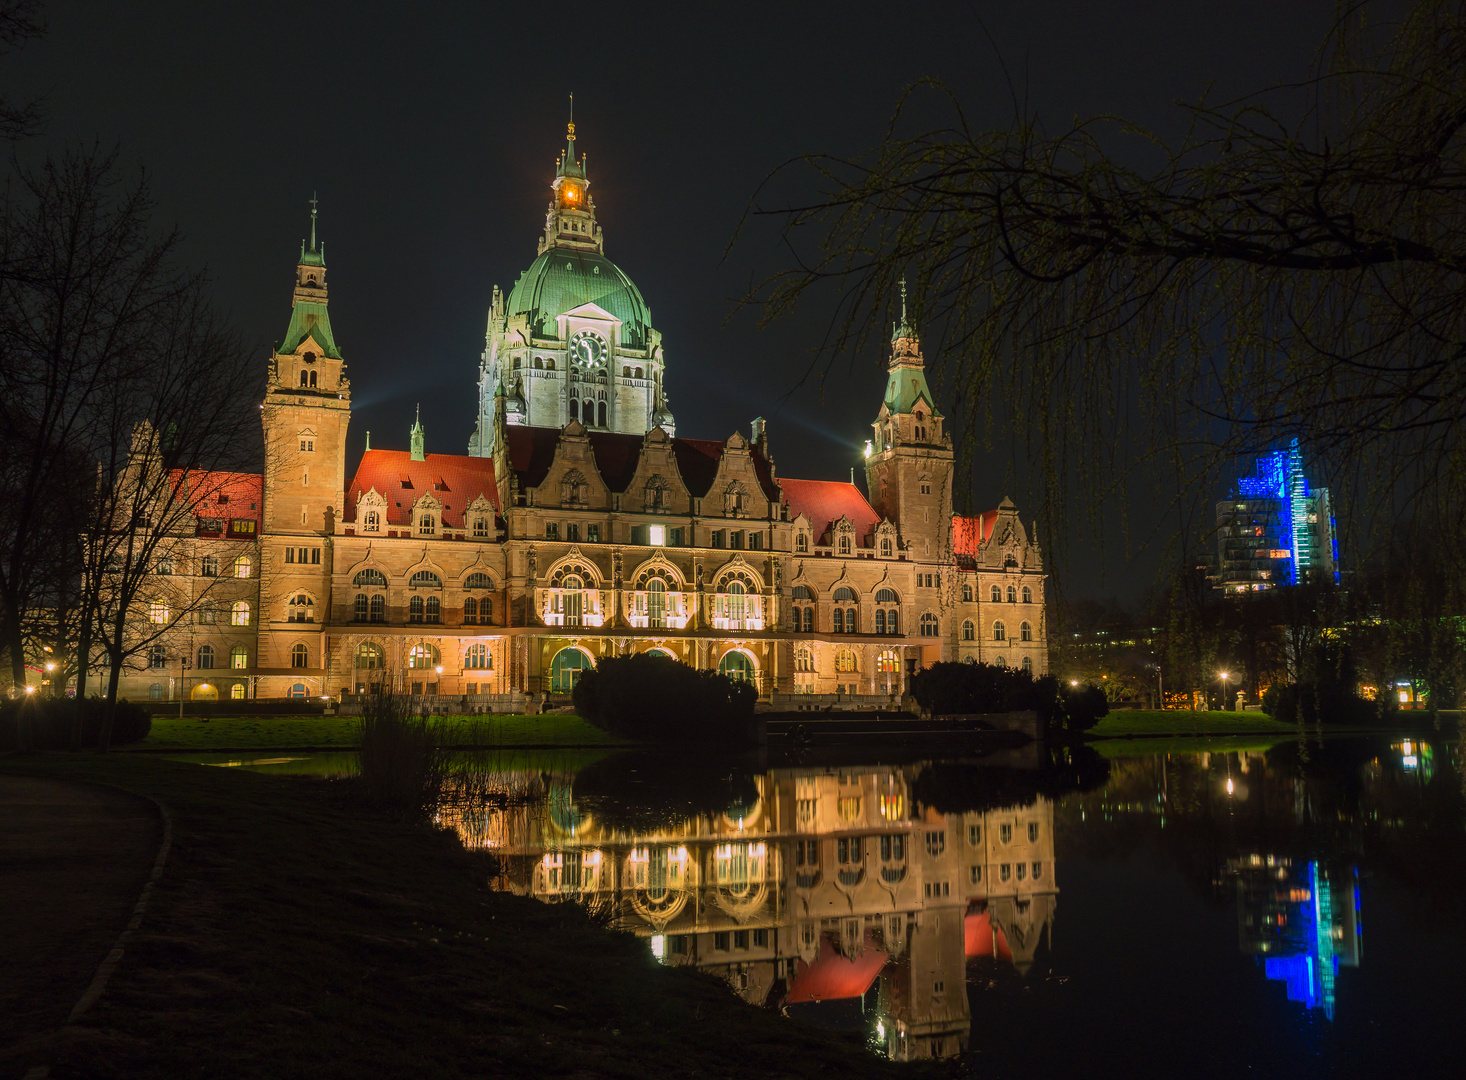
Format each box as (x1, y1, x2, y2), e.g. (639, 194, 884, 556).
(202, 735, 1466, 1075)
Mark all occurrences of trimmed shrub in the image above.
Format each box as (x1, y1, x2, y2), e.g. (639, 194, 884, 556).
(909, 661, 1108, 735)
(572, 653, 757, 745)
(0, 697, 151, 750)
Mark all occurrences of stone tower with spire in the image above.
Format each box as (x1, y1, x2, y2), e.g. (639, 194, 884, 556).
(469, 104, 671, 456)
(257, 198, 351, 677)
(865, 281, 954, 562)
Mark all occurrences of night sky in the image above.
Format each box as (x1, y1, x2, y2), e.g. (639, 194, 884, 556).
(6, 1, 1389, 600)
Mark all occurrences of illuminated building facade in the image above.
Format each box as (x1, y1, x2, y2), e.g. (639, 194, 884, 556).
(1209, 438, 1339, 593)
(118, 121, 1048, 701)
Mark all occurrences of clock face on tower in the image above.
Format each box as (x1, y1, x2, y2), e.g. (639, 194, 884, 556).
(569, 329, 607, 368)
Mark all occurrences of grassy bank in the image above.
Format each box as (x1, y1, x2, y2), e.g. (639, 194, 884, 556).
(1, 753, 899, 1080)
(1087, 709, 1297, 738)
(137, 712, 627, 751)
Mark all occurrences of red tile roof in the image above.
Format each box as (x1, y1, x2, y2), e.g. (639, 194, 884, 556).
(344, 450, 500, 526)
(785, 931, 889, 1004)
(953, 512, 1000, 559)
(964, 910, 1014, 963)
(779, 477, 882, 546)
(169, 470, 263, 537)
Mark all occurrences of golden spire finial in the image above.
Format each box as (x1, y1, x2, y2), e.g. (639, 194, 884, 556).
(567, 92, 575, 141)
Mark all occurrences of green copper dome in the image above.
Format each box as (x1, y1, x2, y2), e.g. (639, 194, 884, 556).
(505, 249, 652, 349)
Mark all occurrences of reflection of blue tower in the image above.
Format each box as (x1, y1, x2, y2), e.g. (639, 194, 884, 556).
(1243, 861, 1361, 1020)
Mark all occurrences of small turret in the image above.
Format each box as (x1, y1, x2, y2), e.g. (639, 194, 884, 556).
(410, 404, 425, 462)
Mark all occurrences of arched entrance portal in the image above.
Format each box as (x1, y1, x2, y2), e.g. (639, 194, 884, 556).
(718, 650, 755, 684)
(550, 647, 593, 693)
(189, 683, 219, 701)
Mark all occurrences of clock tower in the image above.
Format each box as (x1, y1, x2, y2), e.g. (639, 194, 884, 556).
(469, 111, 674, 455)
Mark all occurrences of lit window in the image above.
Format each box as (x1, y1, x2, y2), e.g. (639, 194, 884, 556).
(149, 603, 169, 624)
(235, 555, 253, 579)
(465, 643, 491, 670)
(291, 643, 308, 668)
(648, 524, 665, 546)
(230, 646, 248, 669)
(231, 601, 250, 626)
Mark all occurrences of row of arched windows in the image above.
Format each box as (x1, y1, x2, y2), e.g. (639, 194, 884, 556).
(351, 642, 493, 671)
(190, 644, 250, 670)
(351, 568, 495, 590)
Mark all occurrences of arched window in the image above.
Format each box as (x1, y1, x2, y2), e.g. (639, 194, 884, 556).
(569, 399, 579, 423)
(875, 588, 898, 603)
(1007, 585, 1017, 604)
(197, 644, 215, 670)
(409, 570, 442, 588)
(793, 585, 814, 600)
(230, 645, 248, 669)
(465, 572, 493, 590)
(463, 597, 478, 624)
(833, 586, 857, 602)
(291, 643, 308, 668)
(920, 613, 939, 637)
(231, 601, 250, 626)
(994, 656, 1007, 668)
(597, 401, 607, 426)
(993, 621, 1006, 641)
(834, 649, 856, 673)
(149, 683, 164, 700)
(234, 554, 253, 579)
(962, 583, 973, 602)
(962, 620, 975, 641)
(718, 650, 755, 683)
(369, 594, 385, 622)
(1021, 656, 1033, 674)
(408, 643, 440, 670)
(465, 643, 491, 670)
(148, 644, 167, 669)
(425, 596, 440, 624)
(549, 647, 591, 691)
(990, 584, 1001, 603)
(354, 569, 387, 587)
(355, 642, 383, 669)
(727, 580, 747, 625)
(288, 594, 314, 623)
(1020, 621, 1032, 641)
(1022, 585, 1033, 604)
(354, 594, 368, 621)
(409, 596, 424, 623)
(794, 648, 814, 673)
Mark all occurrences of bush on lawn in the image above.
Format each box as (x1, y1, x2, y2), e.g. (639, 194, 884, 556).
(908, 661, 1108, 734)
(572, 653, 758, 745)
(1261, 641, 1396, 725)
(0, 697, 151, 750)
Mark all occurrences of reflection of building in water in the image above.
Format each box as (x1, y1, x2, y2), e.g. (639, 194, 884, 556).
(464, 763, 1057, 1062)
(1229, 856, 1361, 1020)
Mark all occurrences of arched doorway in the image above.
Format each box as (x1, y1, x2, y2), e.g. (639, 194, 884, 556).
(647, 578, 667, 628)
(189, 683, 219, 701)
(550, 647, 593, 693)
(718, 650, 755, 683)
(645, 648, 673, 660)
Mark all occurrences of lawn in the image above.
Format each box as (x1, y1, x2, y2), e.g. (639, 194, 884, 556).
(0, 753, 899, 1080)
(1087, 709, 1297, 739)
(136, 712, 628, 751)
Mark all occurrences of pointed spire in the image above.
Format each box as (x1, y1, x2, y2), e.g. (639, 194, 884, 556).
(309, 191, 318, 251)
(892, 275, 916, 342)
(557, 93, 585, 180)
(410, 404, 425, 461)
(299, 193, 325, 268)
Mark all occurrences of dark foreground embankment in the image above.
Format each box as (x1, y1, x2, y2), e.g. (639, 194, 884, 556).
(0, 754, 914, 1080)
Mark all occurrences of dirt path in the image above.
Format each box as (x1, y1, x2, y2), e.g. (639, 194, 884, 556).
(0, 774, 161, 1057)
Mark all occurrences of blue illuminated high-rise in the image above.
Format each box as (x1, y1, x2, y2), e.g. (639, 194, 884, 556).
(1210, 438, 1339, 592)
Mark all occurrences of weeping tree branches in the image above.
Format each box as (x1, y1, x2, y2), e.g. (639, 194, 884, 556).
(745, 2, 1466, 579)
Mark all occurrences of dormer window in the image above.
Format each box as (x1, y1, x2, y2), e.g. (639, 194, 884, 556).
(418, 513, 436, 535)
(795, 532, 808, 553)
(472, 516, 489, 538)
(838, 535, 852, 556)
(363, 510, 380, 532)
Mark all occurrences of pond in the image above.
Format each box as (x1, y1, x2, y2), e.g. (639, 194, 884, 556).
(197, 733, 1465, 1075)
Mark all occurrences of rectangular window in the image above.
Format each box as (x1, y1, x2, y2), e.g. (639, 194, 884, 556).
(198, 606, 216, 625)
(970, 865, 982, 883)
(711, 530, 723, 548)
(312, 548, 321, 565)
(149, 603, 168, 624)
(285, 548, 295, 564)
(1000, 864, 1011, 882)
(923, 881, 950, 898)
(968, 824, 981, 846)
(566, 523, 580, 542)
(647, 524, 665, 546)
(714, 931, 730, 952)
(668, 527, 682, 546)
(1028, 822, 1039, 842)
(733, 930, 749, 950)
(729, 531, 743, 549)
(545, 523, 559, 541)
(925, 831, 945, 856)
(669, 935, 688, 955)
(748, 532, 762, 550)
(1032, 862, 1043, 880)
(587, 523, 600, 543)
(300, 439, 314, 451)
(229, 519, 256, 537)
(999, 824, 1012, 844)
(752, 928, 768, 948)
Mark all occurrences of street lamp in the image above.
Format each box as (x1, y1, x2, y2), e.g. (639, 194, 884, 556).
(1219, 671, 1231, 711)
